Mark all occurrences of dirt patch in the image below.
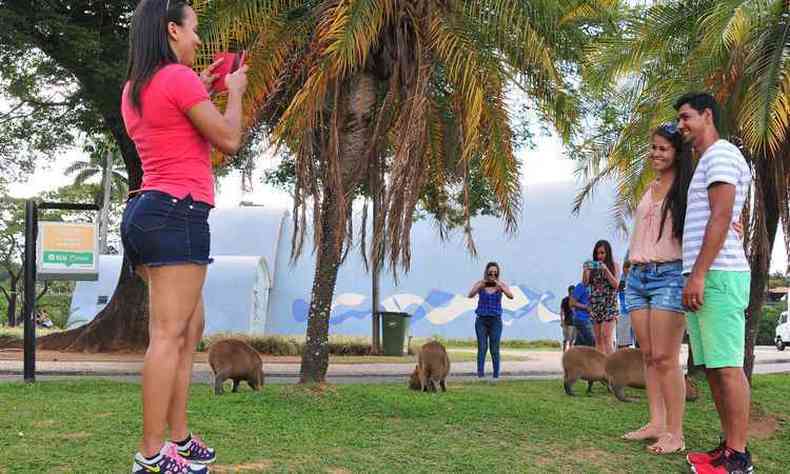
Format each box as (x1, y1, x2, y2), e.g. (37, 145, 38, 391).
(574, 448, 630, 472)
(749, 414, 779, 440)
(212, 460, 274, 472)
(32, 419, 57, 428)
(325, 468, 351, 474)
(94, 412, 113, 418)
(0, 336, 21, 349)
(61, 432, 91, 440)
(282, 383, 338, 399)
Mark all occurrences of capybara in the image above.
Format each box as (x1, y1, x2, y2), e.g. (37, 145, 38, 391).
(562, 346, 608, 395)
(208, 339, 265, 395)
(605, 348, 700, 402)
(605, 348, 646, 402)
(408, 340, 450, 392)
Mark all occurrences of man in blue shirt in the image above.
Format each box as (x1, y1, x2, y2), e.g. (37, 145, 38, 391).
(571, 282, 595, 347)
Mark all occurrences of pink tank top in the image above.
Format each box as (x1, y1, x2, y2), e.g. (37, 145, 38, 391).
(628, 186, 682, 263)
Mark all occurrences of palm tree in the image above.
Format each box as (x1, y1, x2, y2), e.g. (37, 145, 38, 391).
(64, 142, 129, 196)
(196, 0, 614, 382)
(574, 0, 789, 380)
(65, 138, 129, 252)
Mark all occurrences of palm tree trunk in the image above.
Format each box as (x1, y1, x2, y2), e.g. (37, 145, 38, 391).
(299, 73, 376, 382)
(98, 150, 114, 253)
(743, 157, 780, 381)
(6, 274, 20, 327)
(371, 154, 382, 354)
(300, 187, 342, 383)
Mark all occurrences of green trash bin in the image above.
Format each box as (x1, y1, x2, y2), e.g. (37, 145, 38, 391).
(380, 311, 411, 356)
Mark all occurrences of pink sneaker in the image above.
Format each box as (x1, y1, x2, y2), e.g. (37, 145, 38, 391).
(132, 444, 208, 473)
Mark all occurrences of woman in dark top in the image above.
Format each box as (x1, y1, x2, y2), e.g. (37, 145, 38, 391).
(468, 262, 514, 379)
(561, 285, 576, 352)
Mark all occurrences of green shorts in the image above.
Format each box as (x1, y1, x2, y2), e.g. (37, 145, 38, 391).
(685, 271, 750, 369)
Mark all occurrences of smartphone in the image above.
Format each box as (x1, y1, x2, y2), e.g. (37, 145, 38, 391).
(485, 281, 497, 287)
(211, 50, 246, 93)
(584, 260, 601, 270)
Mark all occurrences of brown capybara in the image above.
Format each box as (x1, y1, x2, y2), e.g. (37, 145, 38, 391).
(408, 341, 450, 392)
(605, 348, 646, 402)
(562, 346, 608, 395)
(208, 339, 264, 395)
(605, 348, 700, 402)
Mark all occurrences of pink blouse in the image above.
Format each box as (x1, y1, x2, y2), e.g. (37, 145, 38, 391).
(628, 187, 682, 263)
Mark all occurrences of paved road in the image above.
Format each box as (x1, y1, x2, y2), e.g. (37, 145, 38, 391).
(1, 346, 788, 384)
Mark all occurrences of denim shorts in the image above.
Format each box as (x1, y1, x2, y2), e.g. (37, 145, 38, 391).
(121, 190, 213, 269)
(624, 260, 684, 314)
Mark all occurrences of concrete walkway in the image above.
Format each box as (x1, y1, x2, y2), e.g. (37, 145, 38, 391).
(1, 345, 789, 384)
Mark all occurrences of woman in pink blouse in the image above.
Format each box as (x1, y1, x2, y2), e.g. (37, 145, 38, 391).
(122, 1, 248, 472)
(621, 123, 693, 455)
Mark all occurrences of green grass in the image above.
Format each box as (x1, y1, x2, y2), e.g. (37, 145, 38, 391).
(417, 336, 560, 350)
(0, 326, 62, 339)
(1, 375, 788, 473)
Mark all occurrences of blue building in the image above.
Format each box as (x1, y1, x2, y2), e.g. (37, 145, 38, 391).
(69, 181, 627, 340)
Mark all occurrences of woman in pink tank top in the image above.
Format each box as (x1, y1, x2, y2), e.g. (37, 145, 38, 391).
(122, 2, 248, 473)
(620, 123, 693, 456)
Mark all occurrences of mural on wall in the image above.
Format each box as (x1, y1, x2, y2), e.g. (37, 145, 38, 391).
(291, 284, 562, 339)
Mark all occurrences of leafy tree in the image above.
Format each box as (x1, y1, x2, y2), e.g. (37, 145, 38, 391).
(0, 196, 24, 326)
(0, 0, 154, 350)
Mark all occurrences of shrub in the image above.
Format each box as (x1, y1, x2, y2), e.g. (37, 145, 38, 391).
(199, 334, 372, 356)
(757, 304, 783, 346)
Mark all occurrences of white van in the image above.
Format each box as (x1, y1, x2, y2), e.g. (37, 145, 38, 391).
(776, 311, 789, 351)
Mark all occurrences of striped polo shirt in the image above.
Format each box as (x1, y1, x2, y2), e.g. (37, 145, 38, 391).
(682, 139, 751, 274)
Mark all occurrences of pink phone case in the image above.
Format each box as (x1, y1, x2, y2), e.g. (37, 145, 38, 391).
(211, 51, 245, 93)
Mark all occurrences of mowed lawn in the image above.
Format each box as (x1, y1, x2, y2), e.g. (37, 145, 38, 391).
(1, 375, 788, 473)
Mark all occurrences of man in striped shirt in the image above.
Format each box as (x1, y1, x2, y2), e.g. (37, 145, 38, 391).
(675, 92, 753, 474)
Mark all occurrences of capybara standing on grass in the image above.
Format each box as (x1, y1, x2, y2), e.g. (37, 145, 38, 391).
(562, 346, 608, 395)
(208, 339, 264, 395)
(605, 348, 646, 402)
(408, 341, 450, 392)
(605, 348, 699, 402)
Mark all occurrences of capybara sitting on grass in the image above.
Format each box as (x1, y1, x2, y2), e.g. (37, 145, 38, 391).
(408, 340, 450, 392)
(562, 346, 608, 395)
(605, 348, 699, 402)
(208, 339, 264, 395)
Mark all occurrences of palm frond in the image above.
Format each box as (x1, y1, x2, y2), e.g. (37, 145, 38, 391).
(72, 169, 99, 186)
(737, 1, 790, 155)
(64, 160, 91, 176)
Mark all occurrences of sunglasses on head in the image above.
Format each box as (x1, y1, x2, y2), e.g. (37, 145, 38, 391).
(660, 121, 679, 136)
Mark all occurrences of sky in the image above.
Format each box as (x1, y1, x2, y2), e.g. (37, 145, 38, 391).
(8, 130, 787, 274)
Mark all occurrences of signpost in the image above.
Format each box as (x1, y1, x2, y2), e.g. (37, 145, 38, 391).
(37, 222, 99, 281)
(23, 201, 99, 383)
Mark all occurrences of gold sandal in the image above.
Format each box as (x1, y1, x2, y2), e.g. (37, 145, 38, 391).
(647, 433, 686, 455)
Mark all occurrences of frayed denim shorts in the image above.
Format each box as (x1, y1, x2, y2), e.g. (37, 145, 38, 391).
(624, 260, 684, 314)
(121, 190, 213, 270)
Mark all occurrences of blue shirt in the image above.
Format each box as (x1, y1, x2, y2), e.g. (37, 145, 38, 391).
(572, 283, 591, 322)
(476, 289, 503, 317)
